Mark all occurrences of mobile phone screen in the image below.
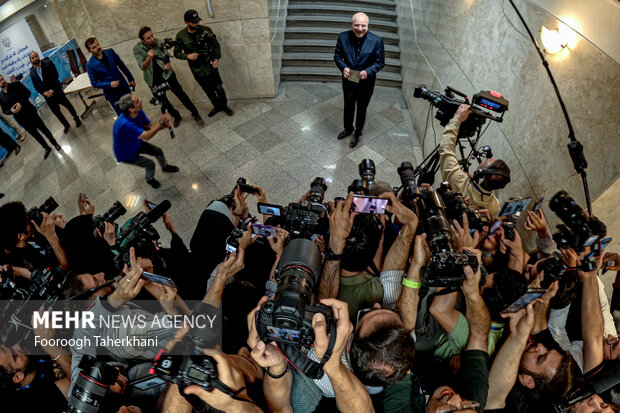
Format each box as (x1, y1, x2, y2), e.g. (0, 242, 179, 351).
(225, 243, 237, 255)
(352, 196, 388, 214)
(258, 203, 283, 217)
(251, 224, 276, 238)
(503, 289, 544, 313)
(266, 326, 301, 342)
(141, 271, 177, 289)
(145, 200, 158, 210)
(131, 375, 166, 391)
(499, 197, 532, 217)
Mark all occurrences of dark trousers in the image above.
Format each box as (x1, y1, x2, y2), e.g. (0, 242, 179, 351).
(46, 91, 78, 128)
(342, 80, 374, 134)
(156, 73, 199, 120)
(0, 130, 17, 152)
(16, 112, 58, 150)
(125, 141, 168, 181)
(195, 70, 227, 110)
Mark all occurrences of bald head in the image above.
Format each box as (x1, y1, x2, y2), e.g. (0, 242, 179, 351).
(352, 12, 369, 38)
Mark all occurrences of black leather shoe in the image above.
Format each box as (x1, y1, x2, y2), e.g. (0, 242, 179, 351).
(162, 165, 179, 173)
(223, 107, 233, 116)
(63, 125, 70, 134)
(192, 114, 204, 125)
(349, 133, 361, 148)
(173, 117, 182, 128)
(75, 118, 82, 128)
(14, 145, 20, 155)
(43, 148, 51, 159)
(54, 143, 62, 151)
(337, 130, 353, 140)
(208, 108, 221, 117)
(146, 178, 161, 188)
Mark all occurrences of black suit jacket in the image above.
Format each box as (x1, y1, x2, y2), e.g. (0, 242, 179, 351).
(30, 59, 63, 95)
(0, 82, 37, 120)
(334, 30, 385, 94)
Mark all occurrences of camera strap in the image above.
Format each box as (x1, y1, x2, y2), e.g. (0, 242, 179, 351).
(276, 322, 337, 379)
(181, 379, 255, 412)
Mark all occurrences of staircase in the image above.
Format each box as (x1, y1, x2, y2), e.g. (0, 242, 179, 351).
(281, 0, 402, 87)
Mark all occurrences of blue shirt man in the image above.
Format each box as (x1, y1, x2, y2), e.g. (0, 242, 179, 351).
(112, 94, 179, 188)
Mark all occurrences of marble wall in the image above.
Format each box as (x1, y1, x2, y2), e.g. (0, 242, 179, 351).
(53, 0, 277, 109)
(395, 0, 620, 227)
(32, 2, 69, 49)
(268, 0, 288, 94)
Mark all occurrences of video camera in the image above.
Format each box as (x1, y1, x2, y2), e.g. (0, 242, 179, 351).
(413, 84, 509, 138)
(112, 200, 171, 271)
(408, 184, 479, 288)
(437, 182, 490, 232)
(149, 82, 170, 105)
(93, 200, 126, 238)
(27, 196, 59, 227)
(257, 238, 335, 378)
(68, 355, 120, 413)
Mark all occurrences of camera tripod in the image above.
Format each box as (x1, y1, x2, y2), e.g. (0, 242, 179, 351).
(412, 127, 494, 187)
(149, 83, 175, 139)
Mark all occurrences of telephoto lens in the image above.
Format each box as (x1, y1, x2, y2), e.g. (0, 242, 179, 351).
(308, 177, 328, 204)
(358, 158, 376, 185)
(348, 179, 369, 195)
(68, 356, 119, 413)
(397, 161, 417, 207)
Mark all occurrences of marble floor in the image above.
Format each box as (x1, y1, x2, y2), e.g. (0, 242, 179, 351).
(0, 82, 421, 246)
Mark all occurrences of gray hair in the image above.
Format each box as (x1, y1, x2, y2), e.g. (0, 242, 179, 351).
(116, 94, 134, 113)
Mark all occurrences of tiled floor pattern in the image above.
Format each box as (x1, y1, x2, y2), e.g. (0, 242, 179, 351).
(0, 82, 421, 246)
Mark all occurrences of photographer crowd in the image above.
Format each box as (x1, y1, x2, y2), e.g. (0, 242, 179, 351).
(0, 103, 619, 413)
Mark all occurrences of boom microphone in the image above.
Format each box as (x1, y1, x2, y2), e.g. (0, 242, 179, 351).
(145, 200, 171, 223)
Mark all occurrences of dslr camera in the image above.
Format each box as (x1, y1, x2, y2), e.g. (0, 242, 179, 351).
(27, 196, 59, 226)
(257, 238, 335, 377)
(93, 200, 126, 237)
(411, 186, 479, 287)
(68, 355, 120, 413)
(283, 177, 329, 239)
(437, 182, 490, 232)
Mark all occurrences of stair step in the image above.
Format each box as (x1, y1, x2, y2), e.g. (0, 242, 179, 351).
(286, 27, 399, 45)
(288, 3, 397, 20)
(287, 15, 398, 32)
(284, 39, 400, 58)
(282, 52, 401, 73)
(281, 66, 402, 87)
(288, 0, 396, 11)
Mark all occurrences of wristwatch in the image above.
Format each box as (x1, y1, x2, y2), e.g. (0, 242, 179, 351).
(325, 247, 344, 261)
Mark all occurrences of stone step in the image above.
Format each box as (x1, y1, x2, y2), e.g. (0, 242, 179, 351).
(286, 26, 399, 45)
(284, 39, 400, 58)
(286, 15, 398, 32)
(288, 3, 397, 20)
(281, 66, 402, 88)
(282, 52, 401, 73)
(288, 0, 395, 11)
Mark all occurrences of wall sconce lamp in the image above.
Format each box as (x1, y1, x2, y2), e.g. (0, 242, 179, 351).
(540, 23, 577, 54)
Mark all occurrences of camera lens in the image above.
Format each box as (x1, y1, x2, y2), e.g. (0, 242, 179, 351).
(358, 158, 376, 184)
(309, 177, 327, 204)
(348, 179, 369, 195)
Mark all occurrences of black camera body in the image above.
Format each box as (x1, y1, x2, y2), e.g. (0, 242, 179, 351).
(284, 201, 327, 239)
(550, 190, 606, 253)
(413, 85, 508, 139)
(437, 182, 490, 232)
(413, 188, 479, 287)
(93, 201, 126, 237)
(149, 82, 170, 105)
(537, 252, 569, 285)
(257, 239, 334, 348)
(27, 196, 59, 226)
(195, 29, 217, 59)
(153, 343, 218, 389)
(68, 355, 119, 413)
(113, 201, 170, 271)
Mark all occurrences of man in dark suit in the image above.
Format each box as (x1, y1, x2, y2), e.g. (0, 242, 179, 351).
(29, 51, 81, 134)
(334, 12, 385, 148)
(0, 75, 59, 159)
(84, 37, 136, 115)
